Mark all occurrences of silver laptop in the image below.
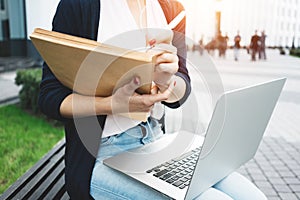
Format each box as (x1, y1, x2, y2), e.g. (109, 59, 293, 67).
(104, 78, 286, 200)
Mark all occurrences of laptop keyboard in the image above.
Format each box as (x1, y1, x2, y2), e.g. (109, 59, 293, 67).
(146, 147, 201, 189)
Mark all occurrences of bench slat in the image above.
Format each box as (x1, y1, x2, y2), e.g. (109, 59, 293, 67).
(60, 191, 70, 200)
(28, 159, 65, 200)
(43, 173, 69, 200)
(13, 144, 65, 199)
(0, 138, 66, 200)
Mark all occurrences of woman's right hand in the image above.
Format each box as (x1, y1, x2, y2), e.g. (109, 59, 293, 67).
(111, 77, 175, 114)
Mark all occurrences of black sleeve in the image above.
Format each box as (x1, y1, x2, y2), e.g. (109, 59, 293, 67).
(38, 0, 78, 121)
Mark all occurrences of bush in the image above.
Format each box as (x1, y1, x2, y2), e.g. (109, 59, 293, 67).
(15, 68, 42, 113)
(290, 48, 300, 57)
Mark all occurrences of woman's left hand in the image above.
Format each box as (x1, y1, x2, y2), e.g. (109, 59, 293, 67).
(147, 29, 185, 103)
(152, 43, 178, 91)
(147, 28, 179, 92)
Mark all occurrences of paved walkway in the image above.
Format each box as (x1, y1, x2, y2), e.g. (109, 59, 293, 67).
(1, 49, 299, 199)
(0, 71, 20, 105)
(186, 49, 300, 200)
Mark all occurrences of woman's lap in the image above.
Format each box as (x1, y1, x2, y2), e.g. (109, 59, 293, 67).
(90, 120, 267, 200)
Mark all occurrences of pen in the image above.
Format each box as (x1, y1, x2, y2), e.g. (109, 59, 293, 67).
(146, 11, 186, 51)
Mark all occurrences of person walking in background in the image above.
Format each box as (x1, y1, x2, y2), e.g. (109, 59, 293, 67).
(198, 35, 205, 56)
(250, 30, 261, 61)
(233, 31, 241, 61)
(216, 31, 228, 58)
(259, 30, 267, 60)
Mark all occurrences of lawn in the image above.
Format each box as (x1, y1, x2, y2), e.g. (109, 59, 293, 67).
(0, 104, 64, 194)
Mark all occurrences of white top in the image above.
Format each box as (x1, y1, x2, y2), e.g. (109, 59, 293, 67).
(98, 0, 168, 137)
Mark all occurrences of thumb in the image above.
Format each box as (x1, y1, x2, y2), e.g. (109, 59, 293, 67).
(147, 29, 173, 45)
(122, 77, 140, 96)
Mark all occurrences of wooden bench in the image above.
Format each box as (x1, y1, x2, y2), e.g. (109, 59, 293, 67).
(1, 139, 69, 200)
(0, 117, 167, 200)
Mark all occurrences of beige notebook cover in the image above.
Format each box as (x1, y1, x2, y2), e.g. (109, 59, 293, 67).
(30, 28, 160, 121)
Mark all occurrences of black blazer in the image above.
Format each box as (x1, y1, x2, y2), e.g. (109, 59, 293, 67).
(38, 0, 190, 199)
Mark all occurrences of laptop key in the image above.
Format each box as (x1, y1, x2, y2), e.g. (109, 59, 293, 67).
(154, 169, 168, 177)
(179, 184, 187, 189)
(159, 173, 173, 180)
(181, 177, 189, 183)
(173, 180, 184, 187)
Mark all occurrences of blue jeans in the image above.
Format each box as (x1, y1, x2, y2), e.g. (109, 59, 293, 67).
(90, 119, 267, 200)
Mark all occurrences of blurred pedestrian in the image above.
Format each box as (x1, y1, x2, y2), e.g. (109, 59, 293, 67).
(250, 30, 261, 61)
(259, 30, 267, 60)
(216, 31, 228, 58)
(233, 31, 241, 61)
(198, 35, 205, 56)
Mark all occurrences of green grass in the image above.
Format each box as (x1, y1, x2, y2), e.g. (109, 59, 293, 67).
(0, 104, 64, 194)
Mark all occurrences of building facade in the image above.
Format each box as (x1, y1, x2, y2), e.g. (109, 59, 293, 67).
(181, 0, 300, 48)
(0, 0, 59, 41)
(1, 0, 299, 48)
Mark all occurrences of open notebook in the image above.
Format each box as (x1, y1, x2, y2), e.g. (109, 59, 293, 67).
(30, 28, 162, 121)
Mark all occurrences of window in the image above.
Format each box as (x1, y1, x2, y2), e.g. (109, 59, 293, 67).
(278, 36, 283, 46)
(0, 0, 4, 10)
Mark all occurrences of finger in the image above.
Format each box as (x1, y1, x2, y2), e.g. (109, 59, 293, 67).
(155, 53, 179, 64)
(147, 29, 173, 45)
(155, 63, 179, 74)
(122, 77, 140, 96)
(151, 83, 159, 94)
(147, 80, 176, 103)
(151, 43, 177, 54)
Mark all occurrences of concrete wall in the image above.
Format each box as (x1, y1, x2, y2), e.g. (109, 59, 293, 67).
(25, 0, 60, 38)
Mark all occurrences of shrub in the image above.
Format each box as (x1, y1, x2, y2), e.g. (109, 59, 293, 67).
(290, 48, 300, 57)
(15, 68, 42, 113)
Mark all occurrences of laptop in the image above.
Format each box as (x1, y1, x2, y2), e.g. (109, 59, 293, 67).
(103, 78, 286, 200)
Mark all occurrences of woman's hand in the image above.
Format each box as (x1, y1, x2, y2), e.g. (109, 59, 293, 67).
(111, 77, 175, 114)
(147, 29, 186, 103)
(152, 44, 179, 91)
(147, 29, 179, 92)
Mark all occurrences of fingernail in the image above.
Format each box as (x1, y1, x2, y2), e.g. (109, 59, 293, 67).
(173, 81, 176, 87)
(134, 77, 140, 85)
(149, 39, 156, 46)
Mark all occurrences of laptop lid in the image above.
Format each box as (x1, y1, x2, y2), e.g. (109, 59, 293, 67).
(185, 78, 286, 199)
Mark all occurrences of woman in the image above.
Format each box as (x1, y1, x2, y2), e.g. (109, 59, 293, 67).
(39, 0, 267, 199)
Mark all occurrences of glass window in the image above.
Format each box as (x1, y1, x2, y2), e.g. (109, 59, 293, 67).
(0, 0, 4, 10)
